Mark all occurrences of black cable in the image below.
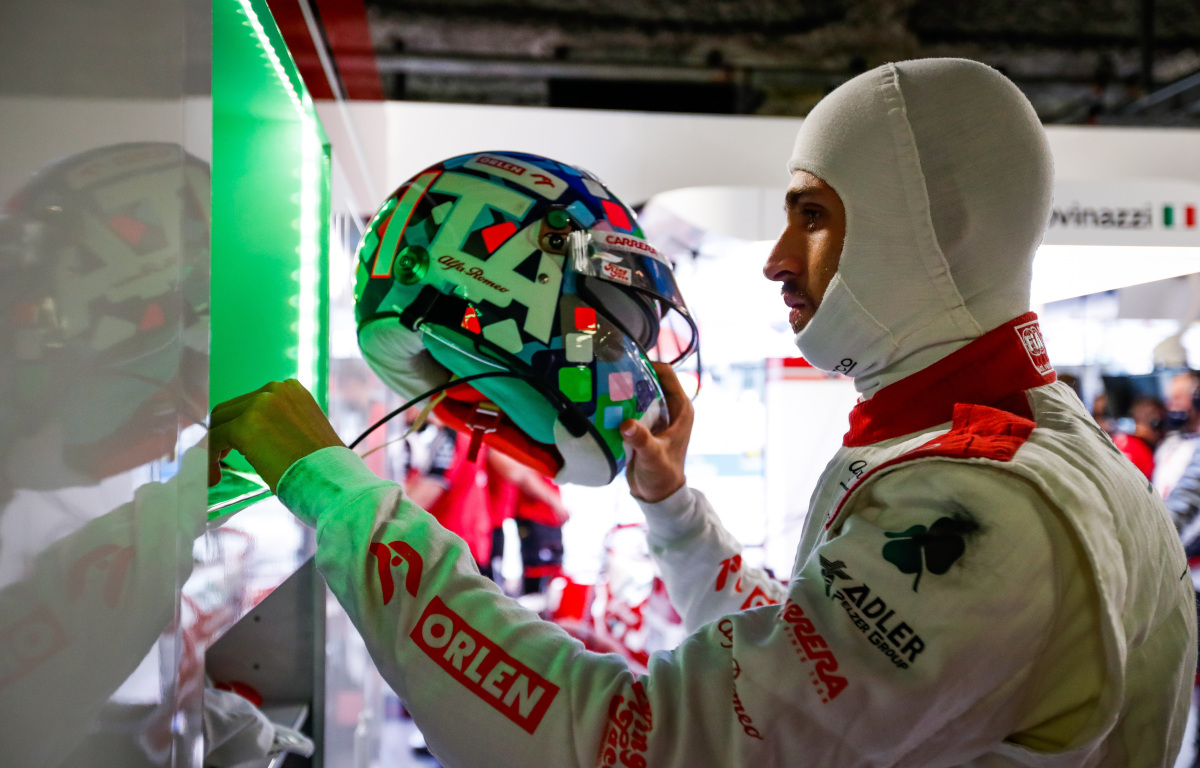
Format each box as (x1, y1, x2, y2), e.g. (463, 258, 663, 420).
(346, 371, 535, 450)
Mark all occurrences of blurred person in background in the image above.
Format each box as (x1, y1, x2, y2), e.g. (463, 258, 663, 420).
(404, 421, 570, 589)
(1157, 372, 1200, 768)
(1056, 372, 1082, 401)
(1155, 371, 1200, 497)
(402, 420, 495, 578)
(1112, 396, 1166, 479)
(487, 451, 570, 596)
(1089, 391, 1116, 434)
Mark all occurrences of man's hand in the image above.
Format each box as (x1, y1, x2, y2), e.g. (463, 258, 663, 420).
(620, 363, 694, 503)
(208, 379, 345, 493)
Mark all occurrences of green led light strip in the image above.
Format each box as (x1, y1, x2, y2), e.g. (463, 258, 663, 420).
(236, 0, 306, 118)
(234, 0, 324, 393)
(297, 114, 322, 392)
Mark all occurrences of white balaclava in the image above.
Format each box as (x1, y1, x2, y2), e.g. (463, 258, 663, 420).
(788, 58, 1053, 397)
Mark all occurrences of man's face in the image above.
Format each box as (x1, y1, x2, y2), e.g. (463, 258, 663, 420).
(1166, 375, 1196, 414)
(762, 170, 847, 333)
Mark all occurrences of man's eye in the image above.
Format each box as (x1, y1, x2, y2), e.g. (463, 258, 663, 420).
(803, 208, 821, 226)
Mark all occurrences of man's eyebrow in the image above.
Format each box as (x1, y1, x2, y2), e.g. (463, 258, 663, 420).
(784, 186, 819, 210)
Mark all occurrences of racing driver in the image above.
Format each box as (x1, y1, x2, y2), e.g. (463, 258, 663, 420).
(209, 59, 1196, 766)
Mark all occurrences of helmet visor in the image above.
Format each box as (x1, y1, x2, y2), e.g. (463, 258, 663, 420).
(568, 229, 697, 364)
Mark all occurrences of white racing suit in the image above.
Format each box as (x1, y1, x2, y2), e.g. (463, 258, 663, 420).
(277, 314, 1195, 767)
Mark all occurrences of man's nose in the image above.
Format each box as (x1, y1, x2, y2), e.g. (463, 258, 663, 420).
(763, 226, 800, 282)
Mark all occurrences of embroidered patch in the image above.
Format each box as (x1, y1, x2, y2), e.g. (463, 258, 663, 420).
(819, 555, 850, 597)
(595, 681, 652, 767)
(730, 658, 765, 740)
(740, 586, 778, 610)
(368, 540, 424, 605)
(826, 566, 927, 669)
(881, 517, 972, 591)
(779, 601, 849, 702)
(1015, 320, 1053, 376)
(411, 596, 559, 733)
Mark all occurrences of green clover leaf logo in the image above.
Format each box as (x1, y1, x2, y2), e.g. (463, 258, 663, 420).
(882, 516, 971, 592)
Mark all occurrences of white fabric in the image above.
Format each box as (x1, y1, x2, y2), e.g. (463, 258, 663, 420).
(641, 381, 1192, 766)
(202, 687, 277, 767)
(1154, 431, 1199, 499)
(359, 320, 450, 403)
(788, 59, 1053, 396)
(552, 418, 613, 486)
(273, 376, 1192, 768)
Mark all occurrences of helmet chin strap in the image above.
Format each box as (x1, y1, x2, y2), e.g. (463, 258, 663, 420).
(463, 402, 502, 463)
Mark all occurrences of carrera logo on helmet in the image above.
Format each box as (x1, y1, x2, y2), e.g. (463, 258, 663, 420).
(412, 596, 559, 733)
(438, 254, 511, 293)
(476, 155, 526, 176)
(1014, 320, 1052, 376)
(601, 262, 632, 285)
(602, 234, 660, 259)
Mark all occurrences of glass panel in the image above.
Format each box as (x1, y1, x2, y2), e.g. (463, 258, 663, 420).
(0, 0, 212, 765)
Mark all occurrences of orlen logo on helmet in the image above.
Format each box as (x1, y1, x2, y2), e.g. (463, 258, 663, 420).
(602, 262, 632, 285)
(476, 155, 526, 176)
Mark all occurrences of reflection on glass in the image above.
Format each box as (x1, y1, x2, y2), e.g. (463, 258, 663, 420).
(0, 143, 211, 767)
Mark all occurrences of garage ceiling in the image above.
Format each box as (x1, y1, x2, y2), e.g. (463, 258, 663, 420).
(277, 0, 1200, 124)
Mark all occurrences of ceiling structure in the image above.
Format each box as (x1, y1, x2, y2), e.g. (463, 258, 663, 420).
(279, 0, 1200, 125)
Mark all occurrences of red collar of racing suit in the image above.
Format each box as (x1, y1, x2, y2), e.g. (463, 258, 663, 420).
(843, 312, 1057, 447)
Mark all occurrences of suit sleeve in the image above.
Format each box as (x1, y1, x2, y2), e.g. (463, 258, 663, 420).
(278, 447, 1066, 768)
(638, 486, 789, 633)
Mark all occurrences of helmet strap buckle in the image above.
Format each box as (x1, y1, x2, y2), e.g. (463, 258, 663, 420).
(464, 402, 502, 463)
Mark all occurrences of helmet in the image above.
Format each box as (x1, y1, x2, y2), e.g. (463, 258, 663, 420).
(0, 142, 209, 480)
(354, 152, 696, 486)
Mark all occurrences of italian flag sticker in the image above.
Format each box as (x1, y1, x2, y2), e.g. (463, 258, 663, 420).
(1163, 204, 1197, 228)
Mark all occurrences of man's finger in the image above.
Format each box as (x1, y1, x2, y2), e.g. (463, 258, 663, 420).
(208, 437, 233, 488)
(209, 382, 283, 425)
(207, 422, 237, 469)
(651, 363, 692, 425)
(620, 418, 652, 450)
